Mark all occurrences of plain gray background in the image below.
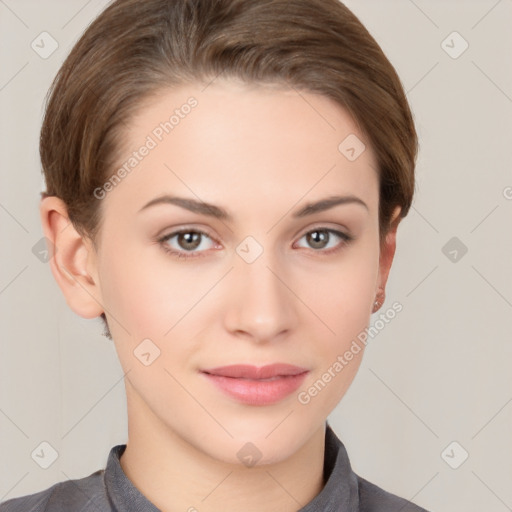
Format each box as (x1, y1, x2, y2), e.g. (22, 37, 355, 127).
(1, 1, 511, 510)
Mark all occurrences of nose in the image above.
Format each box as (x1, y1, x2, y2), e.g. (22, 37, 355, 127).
(223, 250, 298, 343)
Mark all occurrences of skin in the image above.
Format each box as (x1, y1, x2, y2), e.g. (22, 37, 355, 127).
(40, 78, 401, 512)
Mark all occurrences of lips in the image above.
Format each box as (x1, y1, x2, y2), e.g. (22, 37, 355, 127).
(200, 364, 310, 405)
(201, 363, 309, 380)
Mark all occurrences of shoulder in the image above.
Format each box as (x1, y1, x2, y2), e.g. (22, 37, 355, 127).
(357, 474, 431, 512)
(0, 469, 106, 512)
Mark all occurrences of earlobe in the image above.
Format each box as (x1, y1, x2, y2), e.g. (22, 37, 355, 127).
(39, 196, 105, 319)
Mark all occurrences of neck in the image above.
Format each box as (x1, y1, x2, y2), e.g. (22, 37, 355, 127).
(119, 380, 326, 512)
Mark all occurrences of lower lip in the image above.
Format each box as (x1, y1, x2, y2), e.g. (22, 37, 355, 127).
(201, 371, 309, 406)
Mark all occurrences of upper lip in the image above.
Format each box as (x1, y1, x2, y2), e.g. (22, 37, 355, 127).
(201, 363, 309, 379)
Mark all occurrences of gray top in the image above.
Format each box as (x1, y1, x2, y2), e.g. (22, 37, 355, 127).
(0, 423, 430, 511)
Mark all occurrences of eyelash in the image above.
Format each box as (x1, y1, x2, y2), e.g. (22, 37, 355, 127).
(157, 227, 354, 260)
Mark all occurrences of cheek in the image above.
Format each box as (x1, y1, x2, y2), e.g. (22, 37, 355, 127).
(97, 240, 215, 340)
(295, 247, 378, 408)
(296, 240, 379, 343)
(96, 239, 166, 336)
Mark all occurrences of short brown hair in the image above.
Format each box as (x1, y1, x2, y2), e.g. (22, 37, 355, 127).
(40, 0, 418, 338)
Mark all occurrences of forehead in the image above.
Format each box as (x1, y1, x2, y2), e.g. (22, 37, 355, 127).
(105, 79, 379, 217)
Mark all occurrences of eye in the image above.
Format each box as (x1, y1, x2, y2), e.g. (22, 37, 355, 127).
(295, 228, 353, 254)
(158, 229, 217, 259)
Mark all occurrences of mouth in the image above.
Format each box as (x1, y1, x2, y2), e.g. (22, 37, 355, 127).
(201, 363, 309, 379)
(200, 363, 310, 405)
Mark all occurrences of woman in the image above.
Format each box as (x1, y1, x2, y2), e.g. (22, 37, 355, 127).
(0, 0, 429, 510)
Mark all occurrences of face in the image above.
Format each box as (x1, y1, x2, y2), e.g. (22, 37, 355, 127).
(54, 79, 398, 465)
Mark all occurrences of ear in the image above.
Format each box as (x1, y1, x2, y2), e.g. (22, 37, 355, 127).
(376, 206, 402, 294)
(39, 195, 105, 319)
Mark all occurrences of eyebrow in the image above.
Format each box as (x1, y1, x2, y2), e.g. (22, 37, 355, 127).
(138, 194, 368, 220)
